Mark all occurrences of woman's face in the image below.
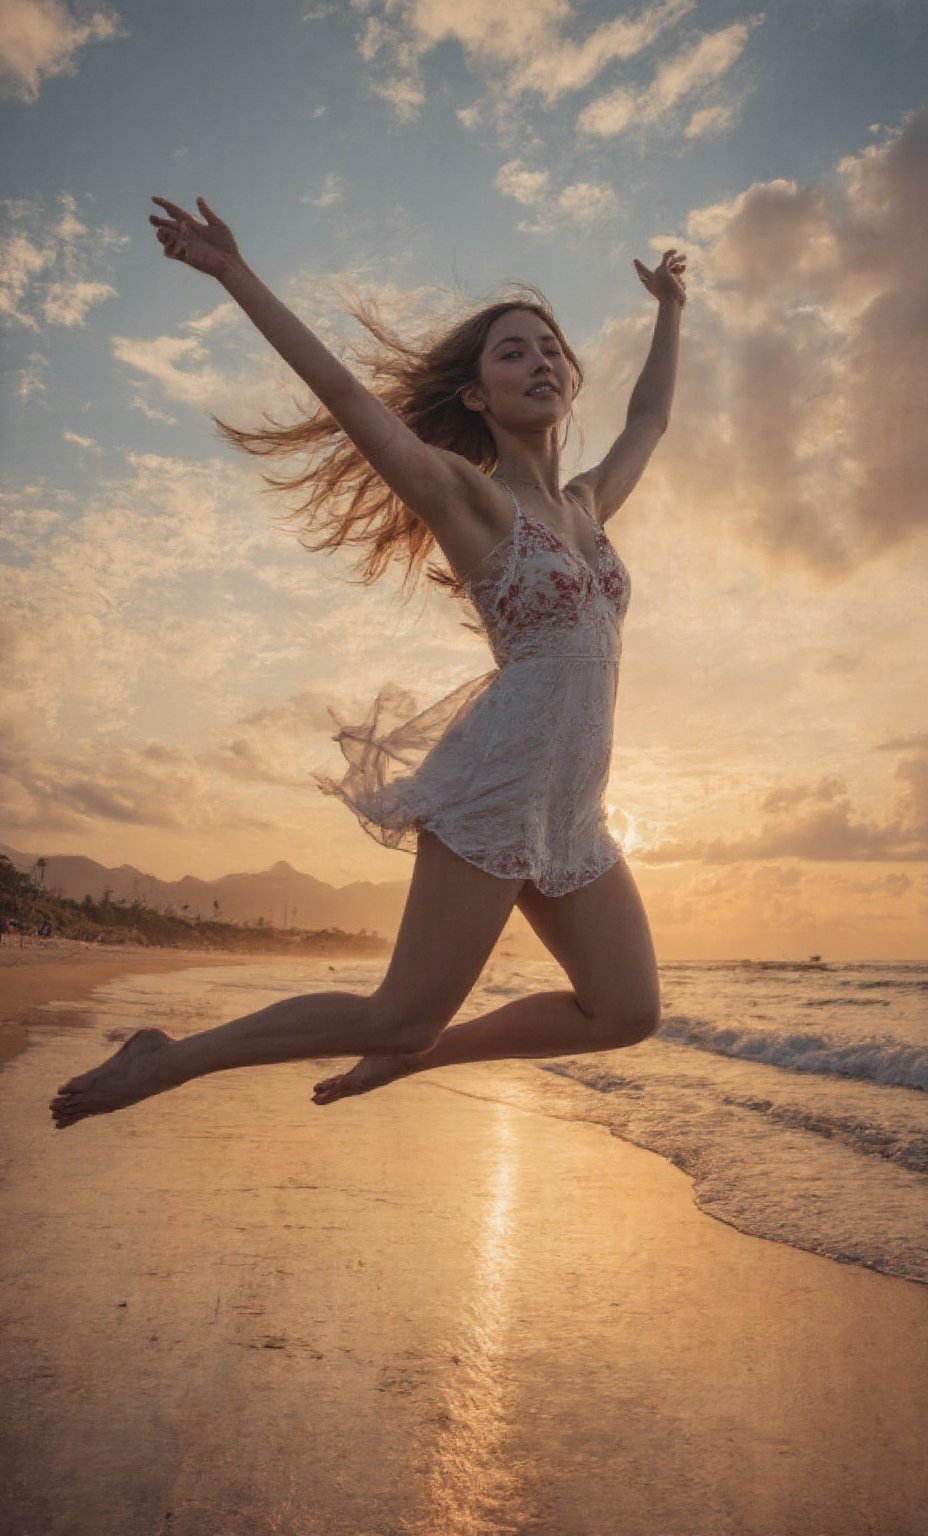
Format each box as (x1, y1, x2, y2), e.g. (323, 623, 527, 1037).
(467, 309, 574, 431)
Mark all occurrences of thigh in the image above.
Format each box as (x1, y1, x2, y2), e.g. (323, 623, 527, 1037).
(517, 854, 661, 1025)
(372, 829, 525, 1031)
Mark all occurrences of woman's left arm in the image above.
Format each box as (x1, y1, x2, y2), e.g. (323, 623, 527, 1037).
(569, 249, 686, 525)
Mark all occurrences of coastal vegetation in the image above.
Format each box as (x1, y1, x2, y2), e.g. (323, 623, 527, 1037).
(0, 855, 388, 956)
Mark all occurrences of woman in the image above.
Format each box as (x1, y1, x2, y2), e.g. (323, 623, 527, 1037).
(50, 195, 685, 1128)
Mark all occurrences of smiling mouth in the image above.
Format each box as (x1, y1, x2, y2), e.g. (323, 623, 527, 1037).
(526, 385, 559, 397)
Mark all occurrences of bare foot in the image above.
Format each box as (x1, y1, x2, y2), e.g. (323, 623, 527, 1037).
(50, 1028, 176, 1129)
(312, 1051, 416, 1106)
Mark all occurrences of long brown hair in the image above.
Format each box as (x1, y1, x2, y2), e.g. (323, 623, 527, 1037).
(209, 282, 583, 597)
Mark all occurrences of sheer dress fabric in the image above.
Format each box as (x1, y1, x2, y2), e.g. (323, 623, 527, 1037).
(312, 476, 632, 896)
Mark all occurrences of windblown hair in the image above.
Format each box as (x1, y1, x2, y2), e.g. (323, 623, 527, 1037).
(209, 282, 583, 597)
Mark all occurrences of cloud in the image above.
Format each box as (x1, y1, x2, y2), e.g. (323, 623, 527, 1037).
(0, 735, 282, 835)
(579, 108, 928, 576)
(63, 429, 101, 451)
(207, 689, 341, 787)
(130, 395, 179, 426)
(638, 749, 928, 865)
(577, 15, 762, 138)
(16, 348, 47, 399)
(0, 192, 127, 331)
(351, 0, 695, 122)
(302, 172, 346, 209)
(684, 103, 734, 139)
(551, 180, 618, 224)
(182, 299, 239, 335)
(494, 160, 550, 206)
(368, 73, 425, 121)
(494, 157, 617, 237)
(0, 229, 55, 332)
(111, 333, 229, 407)
(0, 455, 334, 837)
(0, 0, 125, 104)
(112, 322, 286, 426)
(43, 278, 117, 326)
(510, 0, 696, 102)
(876, 733, 928, 754)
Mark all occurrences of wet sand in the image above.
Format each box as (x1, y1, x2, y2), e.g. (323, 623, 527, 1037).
(1, 953, 926, 1535)
(0, 941, 289, 1070)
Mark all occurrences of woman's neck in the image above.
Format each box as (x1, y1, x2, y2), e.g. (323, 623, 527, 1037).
(491, 430, 562, 499)
(493, 463, 562, 499)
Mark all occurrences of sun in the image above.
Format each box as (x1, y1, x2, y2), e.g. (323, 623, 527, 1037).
(608, 805, 645, 856)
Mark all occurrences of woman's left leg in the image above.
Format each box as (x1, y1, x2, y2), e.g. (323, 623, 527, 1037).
(313, 852, 661, 1103)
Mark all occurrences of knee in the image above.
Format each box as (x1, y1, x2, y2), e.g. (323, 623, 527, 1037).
(622, 1007, 661, 1046)
(592, 1000, 661, 1050)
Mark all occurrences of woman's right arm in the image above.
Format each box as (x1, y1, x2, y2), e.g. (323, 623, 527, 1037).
(150, 195, 486, 534)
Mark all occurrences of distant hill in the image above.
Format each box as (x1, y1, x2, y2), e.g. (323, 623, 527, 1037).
(0, 843, 541, 955)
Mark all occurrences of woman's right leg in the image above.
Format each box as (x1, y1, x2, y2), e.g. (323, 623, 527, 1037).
(49, 830, 526, 1128)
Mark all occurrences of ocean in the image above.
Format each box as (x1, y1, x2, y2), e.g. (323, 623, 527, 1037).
(49, 953, 927, 1287)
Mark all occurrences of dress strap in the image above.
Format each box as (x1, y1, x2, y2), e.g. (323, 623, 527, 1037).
(491, 473, 521, 515)
(563, 485, 598, 526)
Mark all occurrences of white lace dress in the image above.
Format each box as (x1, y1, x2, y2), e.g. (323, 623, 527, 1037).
(312, 475, 632, 896)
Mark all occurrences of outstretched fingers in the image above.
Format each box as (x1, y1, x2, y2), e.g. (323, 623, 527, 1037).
(195, 195, 221, 223)
(151, 194, 196, 225)
(150, 195, 221, 233)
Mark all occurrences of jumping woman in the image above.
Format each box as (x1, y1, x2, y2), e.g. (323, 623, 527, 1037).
(50, 194, 686, 1129)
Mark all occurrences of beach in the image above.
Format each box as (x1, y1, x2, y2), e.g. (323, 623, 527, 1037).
(0, 940, 278, 1070)
(1, 946, 926, 1535)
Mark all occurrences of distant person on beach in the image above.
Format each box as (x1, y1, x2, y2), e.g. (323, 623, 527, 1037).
(51, 193, 685, 1129)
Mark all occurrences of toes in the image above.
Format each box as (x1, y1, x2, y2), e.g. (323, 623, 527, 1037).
(313, 1074, 342, 1094)
(312, 1077, 347, 1105)
(52, 1104, 86, 1127)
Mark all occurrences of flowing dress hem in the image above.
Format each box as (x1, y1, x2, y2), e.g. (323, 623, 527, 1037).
(314, 767, 625, 895)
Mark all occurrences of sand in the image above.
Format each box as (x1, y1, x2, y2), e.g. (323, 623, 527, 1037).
(1, 949, 926, 1535)
(0, 939, 284, 1070)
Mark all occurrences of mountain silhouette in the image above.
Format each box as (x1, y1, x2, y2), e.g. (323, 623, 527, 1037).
(0, 843, 538, 953)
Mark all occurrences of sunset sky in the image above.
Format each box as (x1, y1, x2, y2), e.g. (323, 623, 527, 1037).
(2, 0, 926, 959)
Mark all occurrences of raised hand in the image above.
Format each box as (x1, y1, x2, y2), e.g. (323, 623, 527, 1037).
(149, 195, 244, 281)
(633, 248, 687, 308)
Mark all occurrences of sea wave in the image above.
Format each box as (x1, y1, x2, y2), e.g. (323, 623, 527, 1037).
(720, 1092, 928, 1173)
(658, 1014, 928, 1091)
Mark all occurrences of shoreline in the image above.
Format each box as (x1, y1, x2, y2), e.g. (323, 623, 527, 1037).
(0, 940, 313, 1072)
